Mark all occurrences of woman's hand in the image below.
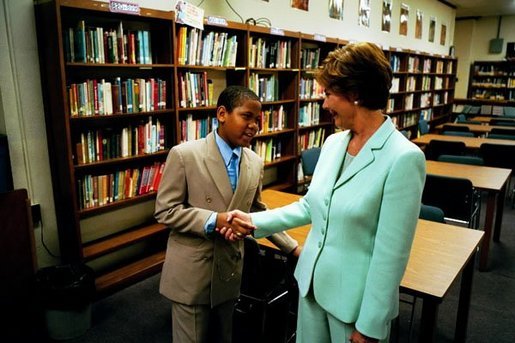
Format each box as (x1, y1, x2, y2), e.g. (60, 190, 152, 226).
(349, 330, 378, 343)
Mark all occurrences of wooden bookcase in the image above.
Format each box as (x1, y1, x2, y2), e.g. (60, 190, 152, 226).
(35, 0, 457, 294)
(467, 60, 515, 102)
(385, 49, 457, 138)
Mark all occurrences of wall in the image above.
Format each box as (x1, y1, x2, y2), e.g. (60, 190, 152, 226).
(0, 0, 455, 268)
(454, 15, 515, 98)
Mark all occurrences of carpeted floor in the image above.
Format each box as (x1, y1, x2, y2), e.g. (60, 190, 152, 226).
(44, 195, 515, 343)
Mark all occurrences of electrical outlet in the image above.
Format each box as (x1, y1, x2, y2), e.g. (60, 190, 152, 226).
(31, 204, 41, 226)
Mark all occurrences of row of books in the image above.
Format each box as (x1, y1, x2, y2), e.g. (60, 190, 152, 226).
(249, 73, 279, 102)
(178, 71, 214, 108)
(299, 77, 324, 99)
(298, 103, 320, 127)
(391, 112, 419, 128)
(298, 127, 325, 152)
(248, 37, 292, 69)
(474, 65, 507, 76)
(471, 79, 508, 88)
(176, 26, 238, 67)
(77, 162, 165, 210)
(68, 77, 167, 116)
(251, 138, 282, 163)
(75, 118, 165, 165)
(64, 20, 151, 64)
(259, 105, 288, 134)
(300, 47, 321, 69)
(179, 114, 218, 143)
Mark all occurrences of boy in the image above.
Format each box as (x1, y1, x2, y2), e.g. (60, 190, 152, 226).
(154, 85, 299, 343)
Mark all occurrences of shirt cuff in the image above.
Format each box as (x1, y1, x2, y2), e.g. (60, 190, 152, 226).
(204, 212, 217, 237)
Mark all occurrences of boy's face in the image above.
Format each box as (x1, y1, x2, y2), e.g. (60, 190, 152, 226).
(217, 99, 261, 148)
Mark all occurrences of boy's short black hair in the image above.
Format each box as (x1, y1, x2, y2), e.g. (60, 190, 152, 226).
(217, 85, 260, 112)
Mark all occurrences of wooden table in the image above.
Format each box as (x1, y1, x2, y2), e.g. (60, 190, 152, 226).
(426, 160, 511, 271)
(259, 189, 484, 343)
(412, 134, 515, 149)
(435, 122, 515, 135)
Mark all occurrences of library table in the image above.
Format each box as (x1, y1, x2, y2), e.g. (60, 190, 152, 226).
(426, 161, 511, 271)
(435, 122, 515, 135)
(470, 116, 515, 124)
(259, 189, 484, 343)
(412, 133, 515, 149)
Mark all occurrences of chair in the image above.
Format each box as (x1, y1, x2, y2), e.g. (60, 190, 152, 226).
(488, 133, 515, 140)
(459, 120, 482, 125)
(490, 127, 515, 136)
(422, 174, 481, 229)
(418, 119, 429, 135)
(419, 204, 446, 223)
(442, 131, 475, 137)
(300, 147, 321, 193)
(442, 124, 470, 132)
(400, 130, 410, 139)
(490, 119, 515, 127)
(234, 237, 291, 343)
(424, 140, 466, 161)
(437, 154, 484, 166)
(456, 114, 467, 123)
(480, 143, 515, 208)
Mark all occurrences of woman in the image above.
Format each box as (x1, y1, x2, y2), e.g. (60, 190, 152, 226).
(224, 42, 426, 342)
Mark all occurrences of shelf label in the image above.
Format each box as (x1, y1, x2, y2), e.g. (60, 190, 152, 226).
(109, 0, 140, 16)
(175, 0, 205, 30)
(207, 16, 228, 27)
(270, 27, 285, 36)
(313, 34, 326, 42)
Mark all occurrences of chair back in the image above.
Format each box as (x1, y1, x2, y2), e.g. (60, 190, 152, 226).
(437, 154, 484, 166)
(456, 114, 467, 123)
(490, 119, 515, 127)
(425, 140, 466, 161)
(419, 204, 445, 223)
(442, 124, 470, 132)
(442, 131, 475, 137)
(490, 127, 515, 136)
(487, 133, 515, 141)
(422, 174, 477, 227)
(301, 147, 321, 177)
(480, 143, 515, 171)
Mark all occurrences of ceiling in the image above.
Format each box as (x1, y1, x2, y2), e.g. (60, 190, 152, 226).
(445, 0, 515, 18)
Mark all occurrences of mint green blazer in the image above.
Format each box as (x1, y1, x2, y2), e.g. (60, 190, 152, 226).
(253, 117, 426, 340)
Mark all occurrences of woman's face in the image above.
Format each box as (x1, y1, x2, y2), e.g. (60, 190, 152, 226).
(322, 89, 357, 130)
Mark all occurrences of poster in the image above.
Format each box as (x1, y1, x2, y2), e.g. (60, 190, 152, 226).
(329, 0, 344, 20)
(292, 0, 309, 11)
(382, 0, 392, 32)
(358, 0, 371, 27)
(415, 10, 423, 39)
(440, 24, 447, 45)
(399, 3, 409, 36)
(429, 16, 436, 43)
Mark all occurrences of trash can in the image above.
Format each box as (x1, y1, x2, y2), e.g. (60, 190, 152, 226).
(36, 263, 95, 340)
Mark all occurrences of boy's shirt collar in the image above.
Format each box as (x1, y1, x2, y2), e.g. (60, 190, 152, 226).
(214, 129, 242, 166)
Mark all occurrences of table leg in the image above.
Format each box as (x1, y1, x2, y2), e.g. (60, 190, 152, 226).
(493, 185, 506, 242)
(479, 192, 495, 271)
(454, 250, 476, 342)
(418, 297, 439, 343)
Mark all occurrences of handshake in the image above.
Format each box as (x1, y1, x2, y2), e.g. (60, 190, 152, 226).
(215, 210, 255, 242)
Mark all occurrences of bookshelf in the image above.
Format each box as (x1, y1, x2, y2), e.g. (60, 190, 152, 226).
(467, 60, 515, 102)
(35, 0, 174, 294)
(385, 49, 457, 138)
(35, 0, 458, 293)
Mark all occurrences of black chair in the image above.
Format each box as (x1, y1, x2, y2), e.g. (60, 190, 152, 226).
(442, 131, 475, 137)
(424, 140, 466, 161)
(480, 143, 515, 208)
(422, 174, 480, 229)
(419, 204, 446, 223)
(490, 119, 515, 127)
(300, 147, 321, 193)
(234, 237, 291, 343)
(437, 154, 484, 166)
(442, 124, 470, 132)
(488, 133, 515, 140)
(490, 127, 515, 136)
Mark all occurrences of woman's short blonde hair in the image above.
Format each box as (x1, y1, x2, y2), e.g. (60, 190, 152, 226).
(315, 42, 392, 110)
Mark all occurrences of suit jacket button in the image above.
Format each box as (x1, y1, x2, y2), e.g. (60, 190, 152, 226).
(318, 241, 322, 248)
(206, 196, 212, 203)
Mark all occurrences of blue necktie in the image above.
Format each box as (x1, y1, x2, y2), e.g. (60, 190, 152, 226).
(228, 153, 238, 192)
